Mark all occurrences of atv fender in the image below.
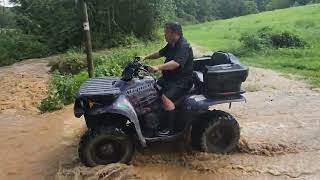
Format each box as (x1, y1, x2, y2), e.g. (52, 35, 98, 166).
(88, 95, 146, 147)
(183, 94, 246, 111)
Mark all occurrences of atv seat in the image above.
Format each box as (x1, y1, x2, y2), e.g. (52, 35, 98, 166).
(189, 71, 203, 94)
(174, 71, 204, 107)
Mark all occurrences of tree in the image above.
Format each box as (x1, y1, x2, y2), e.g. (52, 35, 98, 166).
(240, 1, 259, 15)
(254, 0, 270, 11)
(10, 0, 175, 52)
(214, 0, 243, 19)
(265, 0, 295, 10)
(196, 0, 214, 22)
(174, 0, 199, 23)
(0, 5, 15, 29)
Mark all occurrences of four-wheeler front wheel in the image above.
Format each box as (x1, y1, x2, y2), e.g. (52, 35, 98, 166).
(200, 111, 240, 153)
(78, 127, 134, 167)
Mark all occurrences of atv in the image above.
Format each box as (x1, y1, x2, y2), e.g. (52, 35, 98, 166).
(74, 51, 249, 167)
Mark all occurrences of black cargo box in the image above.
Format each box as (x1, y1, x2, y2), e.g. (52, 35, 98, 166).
(203, 64, 248, 97)
(193, 51, 240, 71)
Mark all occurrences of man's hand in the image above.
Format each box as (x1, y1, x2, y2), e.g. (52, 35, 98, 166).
(148, 65, 160, 73)
(135, 56, 146, 61)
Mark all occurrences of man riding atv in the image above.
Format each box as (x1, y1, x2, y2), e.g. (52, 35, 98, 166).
(142, 22, 193, 136)
(75, 21, 249, 167)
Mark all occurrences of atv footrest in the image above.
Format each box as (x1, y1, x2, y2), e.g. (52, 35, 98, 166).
(145, 133, 184, 143)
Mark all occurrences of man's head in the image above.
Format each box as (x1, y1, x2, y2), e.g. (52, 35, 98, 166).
(164, 22, 183, 44)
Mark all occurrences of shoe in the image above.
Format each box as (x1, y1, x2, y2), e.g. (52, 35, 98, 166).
(156, 129, 170, 137)
(157, 110, 175, 137)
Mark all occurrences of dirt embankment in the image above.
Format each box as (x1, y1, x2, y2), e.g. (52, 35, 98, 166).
(0, 55, 319, 180)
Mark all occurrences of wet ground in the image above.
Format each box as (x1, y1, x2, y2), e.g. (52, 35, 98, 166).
(0, 57, 319, 180)
(0, 59, 85, 180)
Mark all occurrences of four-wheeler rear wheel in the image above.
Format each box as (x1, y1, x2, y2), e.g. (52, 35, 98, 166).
(200, 110, 240, 153)
(78, 127, 134, 167)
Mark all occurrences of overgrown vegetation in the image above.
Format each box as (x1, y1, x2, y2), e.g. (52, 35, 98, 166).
(238, 27, 306, 53)
(184, 4, 320, 87)
(49, 49, 86, 75)
(38, 72, 88, 112)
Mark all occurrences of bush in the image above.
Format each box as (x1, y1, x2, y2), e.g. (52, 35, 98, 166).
(0, 31, 49, 66)
(95, 63, 123, 77)
(240, 33, 265, 51)
(270, 31, 306, 48)
(38, 93, 64, 112)
(49, 40, 154, 76)
(49, 49, 86, 75)
(38, 72, 88, 112)
(238, 27, 306, 54)
(40, 56, 127, 112)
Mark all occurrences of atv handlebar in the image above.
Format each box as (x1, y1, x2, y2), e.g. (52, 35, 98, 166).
(121, 58, 156, 81)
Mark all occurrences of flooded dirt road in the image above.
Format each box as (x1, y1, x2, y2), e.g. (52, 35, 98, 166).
(0, 59, 85, 180)
(0, 58, 320, 180)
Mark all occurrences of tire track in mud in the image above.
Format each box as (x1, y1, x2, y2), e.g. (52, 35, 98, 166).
(238, 137, 300, 156)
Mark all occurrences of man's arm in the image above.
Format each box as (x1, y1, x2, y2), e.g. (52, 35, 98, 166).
(151, 44, 190, 72)
(151, 60, 180, 72)
(144, 44, 168, 60)
(144, 52, 161, 60)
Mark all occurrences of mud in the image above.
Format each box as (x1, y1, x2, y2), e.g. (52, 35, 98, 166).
(0, 59, 49, 113)
(0, 56, 320, 180)
(0, 59, 85, 180)
(56, 163, 139, 180)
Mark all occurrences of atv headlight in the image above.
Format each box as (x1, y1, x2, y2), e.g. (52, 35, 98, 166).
(88, 100, 103, 109)
(88, 100, 94, 109)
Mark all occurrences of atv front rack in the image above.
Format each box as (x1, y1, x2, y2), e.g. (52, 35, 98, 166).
(77, 77, 121, 98)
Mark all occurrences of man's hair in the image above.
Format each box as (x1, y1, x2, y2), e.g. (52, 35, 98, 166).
(165, 22, 183, 37)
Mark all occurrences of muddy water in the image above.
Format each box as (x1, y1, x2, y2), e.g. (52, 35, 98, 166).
(1, 58, 320, 180)
(0, 108, 83, 180)
(0, 59, 85, 180)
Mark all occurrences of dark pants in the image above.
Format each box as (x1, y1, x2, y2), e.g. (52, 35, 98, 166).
(157, 77, 192, 102)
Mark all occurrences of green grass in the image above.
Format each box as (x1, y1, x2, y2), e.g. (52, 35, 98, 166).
(184, 4, 320, 87)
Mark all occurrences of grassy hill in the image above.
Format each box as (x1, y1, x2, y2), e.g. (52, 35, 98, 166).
(184, 4, 320, 87)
